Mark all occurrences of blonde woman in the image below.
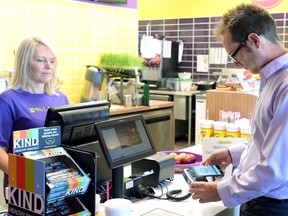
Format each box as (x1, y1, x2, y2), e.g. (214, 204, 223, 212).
(0, 37, 68, 197)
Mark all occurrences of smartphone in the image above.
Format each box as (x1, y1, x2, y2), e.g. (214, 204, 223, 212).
(182, 165, 224, 184)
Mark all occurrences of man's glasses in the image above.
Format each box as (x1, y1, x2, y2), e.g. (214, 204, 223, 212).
(229, 38, 247, 63)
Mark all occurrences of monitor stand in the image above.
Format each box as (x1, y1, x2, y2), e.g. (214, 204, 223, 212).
(111, 166, 124, 198)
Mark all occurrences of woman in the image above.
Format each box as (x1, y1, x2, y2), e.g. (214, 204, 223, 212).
(0, 37, 69, 192)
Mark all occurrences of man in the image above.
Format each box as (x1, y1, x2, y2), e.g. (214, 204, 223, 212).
(189, 3, 288, 215)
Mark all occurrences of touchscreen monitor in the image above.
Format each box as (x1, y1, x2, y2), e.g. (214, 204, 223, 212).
(94, 115, 156, 169)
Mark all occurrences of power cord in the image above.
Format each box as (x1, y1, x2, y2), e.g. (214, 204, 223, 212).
(166, 189, 191, 202)
(139, 181, 191, 202)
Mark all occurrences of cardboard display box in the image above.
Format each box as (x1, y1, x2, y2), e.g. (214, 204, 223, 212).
(8, 126, 93, 216)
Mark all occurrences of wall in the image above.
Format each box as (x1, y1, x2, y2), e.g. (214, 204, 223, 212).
(138, 0, 288, 80)
(138, 0, 288, 19)
(0, 0, 138, 103)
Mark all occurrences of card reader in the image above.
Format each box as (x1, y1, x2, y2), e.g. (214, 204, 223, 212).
(131, 153, 176, 187)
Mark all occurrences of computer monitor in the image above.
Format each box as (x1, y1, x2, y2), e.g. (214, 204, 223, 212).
(44, 100, 110, 146)
(94, 115, 157, 198)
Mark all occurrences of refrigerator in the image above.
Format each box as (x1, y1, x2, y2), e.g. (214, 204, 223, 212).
(139, 36, 183, 83)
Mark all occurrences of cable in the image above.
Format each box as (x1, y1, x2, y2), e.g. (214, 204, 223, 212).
(96, 180, 113, 202)
(166, 189, 191, 202)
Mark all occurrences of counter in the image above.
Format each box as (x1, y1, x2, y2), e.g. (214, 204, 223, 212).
(97, 144, 239, 216)
(148, 89, 203, 97)
(110, 100, 175, 116)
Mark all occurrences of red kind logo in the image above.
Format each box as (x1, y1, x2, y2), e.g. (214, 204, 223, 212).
(252, 0, 282, 8)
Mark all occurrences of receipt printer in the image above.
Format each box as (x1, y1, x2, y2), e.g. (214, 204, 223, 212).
(131, 153, 176, 187)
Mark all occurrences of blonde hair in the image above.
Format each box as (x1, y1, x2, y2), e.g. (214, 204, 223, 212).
(11, 37, 59, 95)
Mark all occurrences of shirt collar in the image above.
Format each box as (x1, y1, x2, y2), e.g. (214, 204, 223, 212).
(260, 52, 288, 81)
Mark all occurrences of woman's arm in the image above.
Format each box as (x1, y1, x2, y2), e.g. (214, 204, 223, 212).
(0, 147, 8, 174)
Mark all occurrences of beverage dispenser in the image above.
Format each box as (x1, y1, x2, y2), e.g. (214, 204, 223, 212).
(81, 66, 105, 102)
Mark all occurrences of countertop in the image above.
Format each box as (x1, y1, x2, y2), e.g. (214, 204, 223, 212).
(97, 144, 239, 216)
(110, 100, 175, 115)
(148, 89, 204, 96)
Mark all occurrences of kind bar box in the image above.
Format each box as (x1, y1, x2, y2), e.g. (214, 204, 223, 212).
(8, 154, 89, 215)
(22, 147, 91, 202)
(9, 126, 91, 215)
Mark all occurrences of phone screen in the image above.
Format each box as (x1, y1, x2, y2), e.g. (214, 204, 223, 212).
(189, 165, 223, 177)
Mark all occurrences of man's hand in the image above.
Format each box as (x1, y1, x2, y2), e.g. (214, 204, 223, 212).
(189, 181, 221, 203)
(201, 148, 232, 170)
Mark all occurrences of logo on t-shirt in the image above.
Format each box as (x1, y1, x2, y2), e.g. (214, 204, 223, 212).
(30, 106, 49, 113)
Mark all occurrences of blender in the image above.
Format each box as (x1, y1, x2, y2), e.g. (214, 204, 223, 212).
(81, 66, 105, 102)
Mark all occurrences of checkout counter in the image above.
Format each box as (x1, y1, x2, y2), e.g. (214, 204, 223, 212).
(97, 144, 239, 216)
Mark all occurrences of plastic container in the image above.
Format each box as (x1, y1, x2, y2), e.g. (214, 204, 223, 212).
(104, 198, 132, 216)
(226, 123, 240, 138)
(213, 121, 227, 138)
(240, 125, 251, 139)
(200, 120, 214, 139)
(178, 72, 192, 79)
(179, 79, 192, 92)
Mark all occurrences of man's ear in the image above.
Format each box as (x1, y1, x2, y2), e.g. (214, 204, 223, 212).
(248, 33, 261, 48)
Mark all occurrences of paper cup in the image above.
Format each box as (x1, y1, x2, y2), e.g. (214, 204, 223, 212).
(95, 194, 101, 215)
(124, 95, 132, 107)
(104, 198, 132, 216)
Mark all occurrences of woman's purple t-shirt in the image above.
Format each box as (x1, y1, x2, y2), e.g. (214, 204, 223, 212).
(0, 89, 69, 153)
(0, 88, 69, 190)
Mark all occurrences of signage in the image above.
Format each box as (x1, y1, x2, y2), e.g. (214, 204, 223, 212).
(252, 0, 282, 8)
(13, 126, 61, 154)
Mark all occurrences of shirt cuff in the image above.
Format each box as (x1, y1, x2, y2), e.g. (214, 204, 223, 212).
(217, 179, 238, 208)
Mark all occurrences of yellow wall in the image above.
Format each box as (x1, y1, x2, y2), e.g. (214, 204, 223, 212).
(0, 0, 138, 103)
(138, 0, 288, 19)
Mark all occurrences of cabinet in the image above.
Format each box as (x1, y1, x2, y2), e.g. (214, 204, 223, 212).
(206, 90, 258, 121)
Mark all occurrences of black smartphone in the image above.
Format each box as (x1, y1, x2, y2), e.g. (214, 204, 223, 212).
(182, 165, 224, 184)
